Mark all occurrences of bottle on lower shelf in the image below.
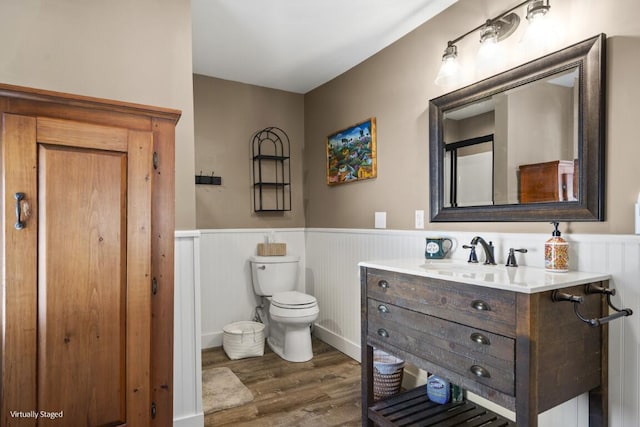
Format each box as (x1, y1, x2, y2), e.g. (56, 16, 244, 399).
(426, 375, 450, 404)
(451, 383, 463, 403)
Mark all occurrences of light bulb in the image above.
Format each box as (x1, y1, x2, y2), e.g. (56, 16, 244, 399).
(520, 0, 554, 54)
(476, 23, 505, 76)
(478, 37, 498, 60)
(434, 44, 460, 87)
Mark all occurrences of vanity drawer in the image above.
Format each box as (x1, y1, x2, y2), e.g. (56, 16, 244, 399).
(366, 269, 516, 338)
(368, 298, 515, 396)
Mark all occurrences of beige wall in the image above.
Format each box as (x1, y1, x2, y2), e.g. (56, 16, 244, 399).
(193, 75, 305, 228)
(304, 0, 640, 234)
(5, 1, 638, 234)
(0, 0, 196, 229)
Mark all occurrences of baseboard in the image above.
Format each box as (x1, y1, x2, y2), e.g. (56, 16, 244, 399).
(173, 412, 204, 427)
(312, 324, 361, 362)
(204, 324, 360, 359)
(401, 364, 429, 390)
(201, 331, 222, 350)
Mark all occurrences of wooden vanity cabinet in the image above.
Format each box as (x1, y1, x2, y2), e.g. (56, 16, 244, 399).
(361, 267, 608, 427)
(0, 84, 180, 427)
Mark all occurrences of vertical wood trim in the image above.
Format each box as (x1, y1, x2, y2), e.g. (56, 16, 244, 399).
(1, 114, 38, 427)
(360, 266, 374, 427)
(126, 130, 154, 426)
(173, 234, 204, 423)
(150, 118, 176, 425)
(516, 293, 540, 427)
(191, 236, 203, 416)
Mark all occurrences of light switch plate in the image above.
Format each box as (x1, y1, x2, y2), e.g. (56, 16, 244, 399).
(415, 210, 425, 229)
(375, 212, 386, 229)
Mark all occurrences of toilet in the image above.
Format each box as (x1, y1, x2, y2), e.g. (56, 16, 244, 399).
(250, 255, 319, 362)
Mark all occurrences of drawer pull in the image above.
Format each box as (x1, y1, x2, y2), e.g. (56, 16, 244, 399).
(378, 280, 389, 289)
(377, 304, 390, 314)
(470, 365, 491, 378)
(470, 332, 491, 345)
(471, 300, 491, 311)
(377, 328, 389, 338)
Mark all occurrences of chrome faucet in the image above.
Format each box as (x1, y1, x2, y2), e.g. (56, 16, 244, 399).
(470, 236, 496, 265)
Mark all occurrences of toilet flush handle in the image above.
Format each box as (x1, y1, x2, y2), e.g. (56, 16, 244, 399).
(258, 265, 266, 270)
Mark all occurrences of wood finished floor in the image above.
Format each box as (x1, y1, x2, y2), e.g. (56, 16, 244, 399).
(202, 338, 362, 426)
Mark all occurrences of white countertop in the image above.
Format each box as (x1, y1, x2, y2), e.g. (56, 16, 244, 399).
(358, 258, 611, 294)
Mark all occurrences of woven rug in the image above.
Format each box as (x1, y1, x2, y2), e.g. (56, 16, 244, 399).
(202, 367, 254, 414)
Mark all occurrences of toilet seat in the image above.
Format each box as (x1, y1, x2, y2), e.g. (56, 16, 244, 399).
(271, 291, 317, 309)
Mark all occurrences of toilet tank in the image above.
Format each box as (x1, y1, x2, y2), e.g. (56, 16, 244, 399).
(250, 255, 299, 296)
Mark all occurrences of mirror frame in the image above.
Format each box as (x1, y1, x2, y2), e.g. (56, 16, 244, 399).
(429, 34, 605, 222)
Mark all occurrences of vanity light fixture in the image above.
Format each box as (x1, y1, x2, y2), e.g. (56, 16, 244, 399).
(477, 14, 519, 73)
(434, 0, 551, 86)
(434, 43, 460, 87)
(477, 21, 500, 63)
(479, 22, 500, 45)
(526, 0, 550, 21)
(521, 0, 553, 50)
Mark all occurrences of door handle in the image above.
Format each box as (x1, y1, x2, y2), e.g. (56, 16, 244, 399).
(258, 265, 266, 270)
(15, 192, 25, 230)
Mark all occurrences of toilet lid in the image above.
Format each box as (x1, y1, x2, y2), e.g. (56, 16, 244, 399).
(271, 291, 317, 309)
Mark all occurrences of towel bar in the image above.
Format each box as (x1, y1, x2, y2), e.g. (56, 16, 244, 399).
(551, 285, 633, 327)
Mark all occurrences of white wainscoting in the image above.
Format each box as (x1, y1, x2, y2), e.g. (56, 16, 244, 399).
(305, 228, 640, 427)
(198, 228, 306, 349)
(183, 227, 639, 426)
(174, 231, 203, 427)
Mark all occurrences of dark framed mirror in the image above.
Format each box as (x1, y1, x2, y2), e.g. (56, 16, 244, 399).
(429, 34, 605, 222)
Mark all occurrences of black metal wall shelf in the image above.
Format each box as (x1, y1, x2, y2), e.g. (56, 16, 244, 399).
(252, 127, 291, 212)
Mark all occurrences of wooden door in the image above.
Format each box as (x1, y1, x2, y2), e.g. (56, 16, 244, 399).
(2, 114, 153, 426)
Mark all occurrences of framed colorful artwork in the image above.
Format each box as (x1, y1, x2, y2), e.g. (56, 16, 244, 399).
(326, 117, 377, 185)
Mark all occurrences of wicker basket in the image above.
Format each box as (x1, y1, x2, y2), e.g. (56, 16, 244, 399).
(373, 349, 405, 400)
(222, 321, 265, 360)
(257, 243, 286, 256)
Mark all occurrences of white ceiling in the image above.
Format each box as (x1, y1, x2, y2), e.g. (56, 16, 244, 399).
(192, 0, 457, 94)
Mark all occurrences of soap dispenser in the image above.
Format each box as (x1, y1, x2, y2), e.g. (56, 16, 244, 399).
(545, 222, 568, 272)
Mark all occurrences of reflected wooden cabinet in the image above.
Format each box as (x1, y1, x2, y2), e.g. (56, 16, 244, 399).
(519, 160, 577, 203)
(0, 84, 180, 426)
